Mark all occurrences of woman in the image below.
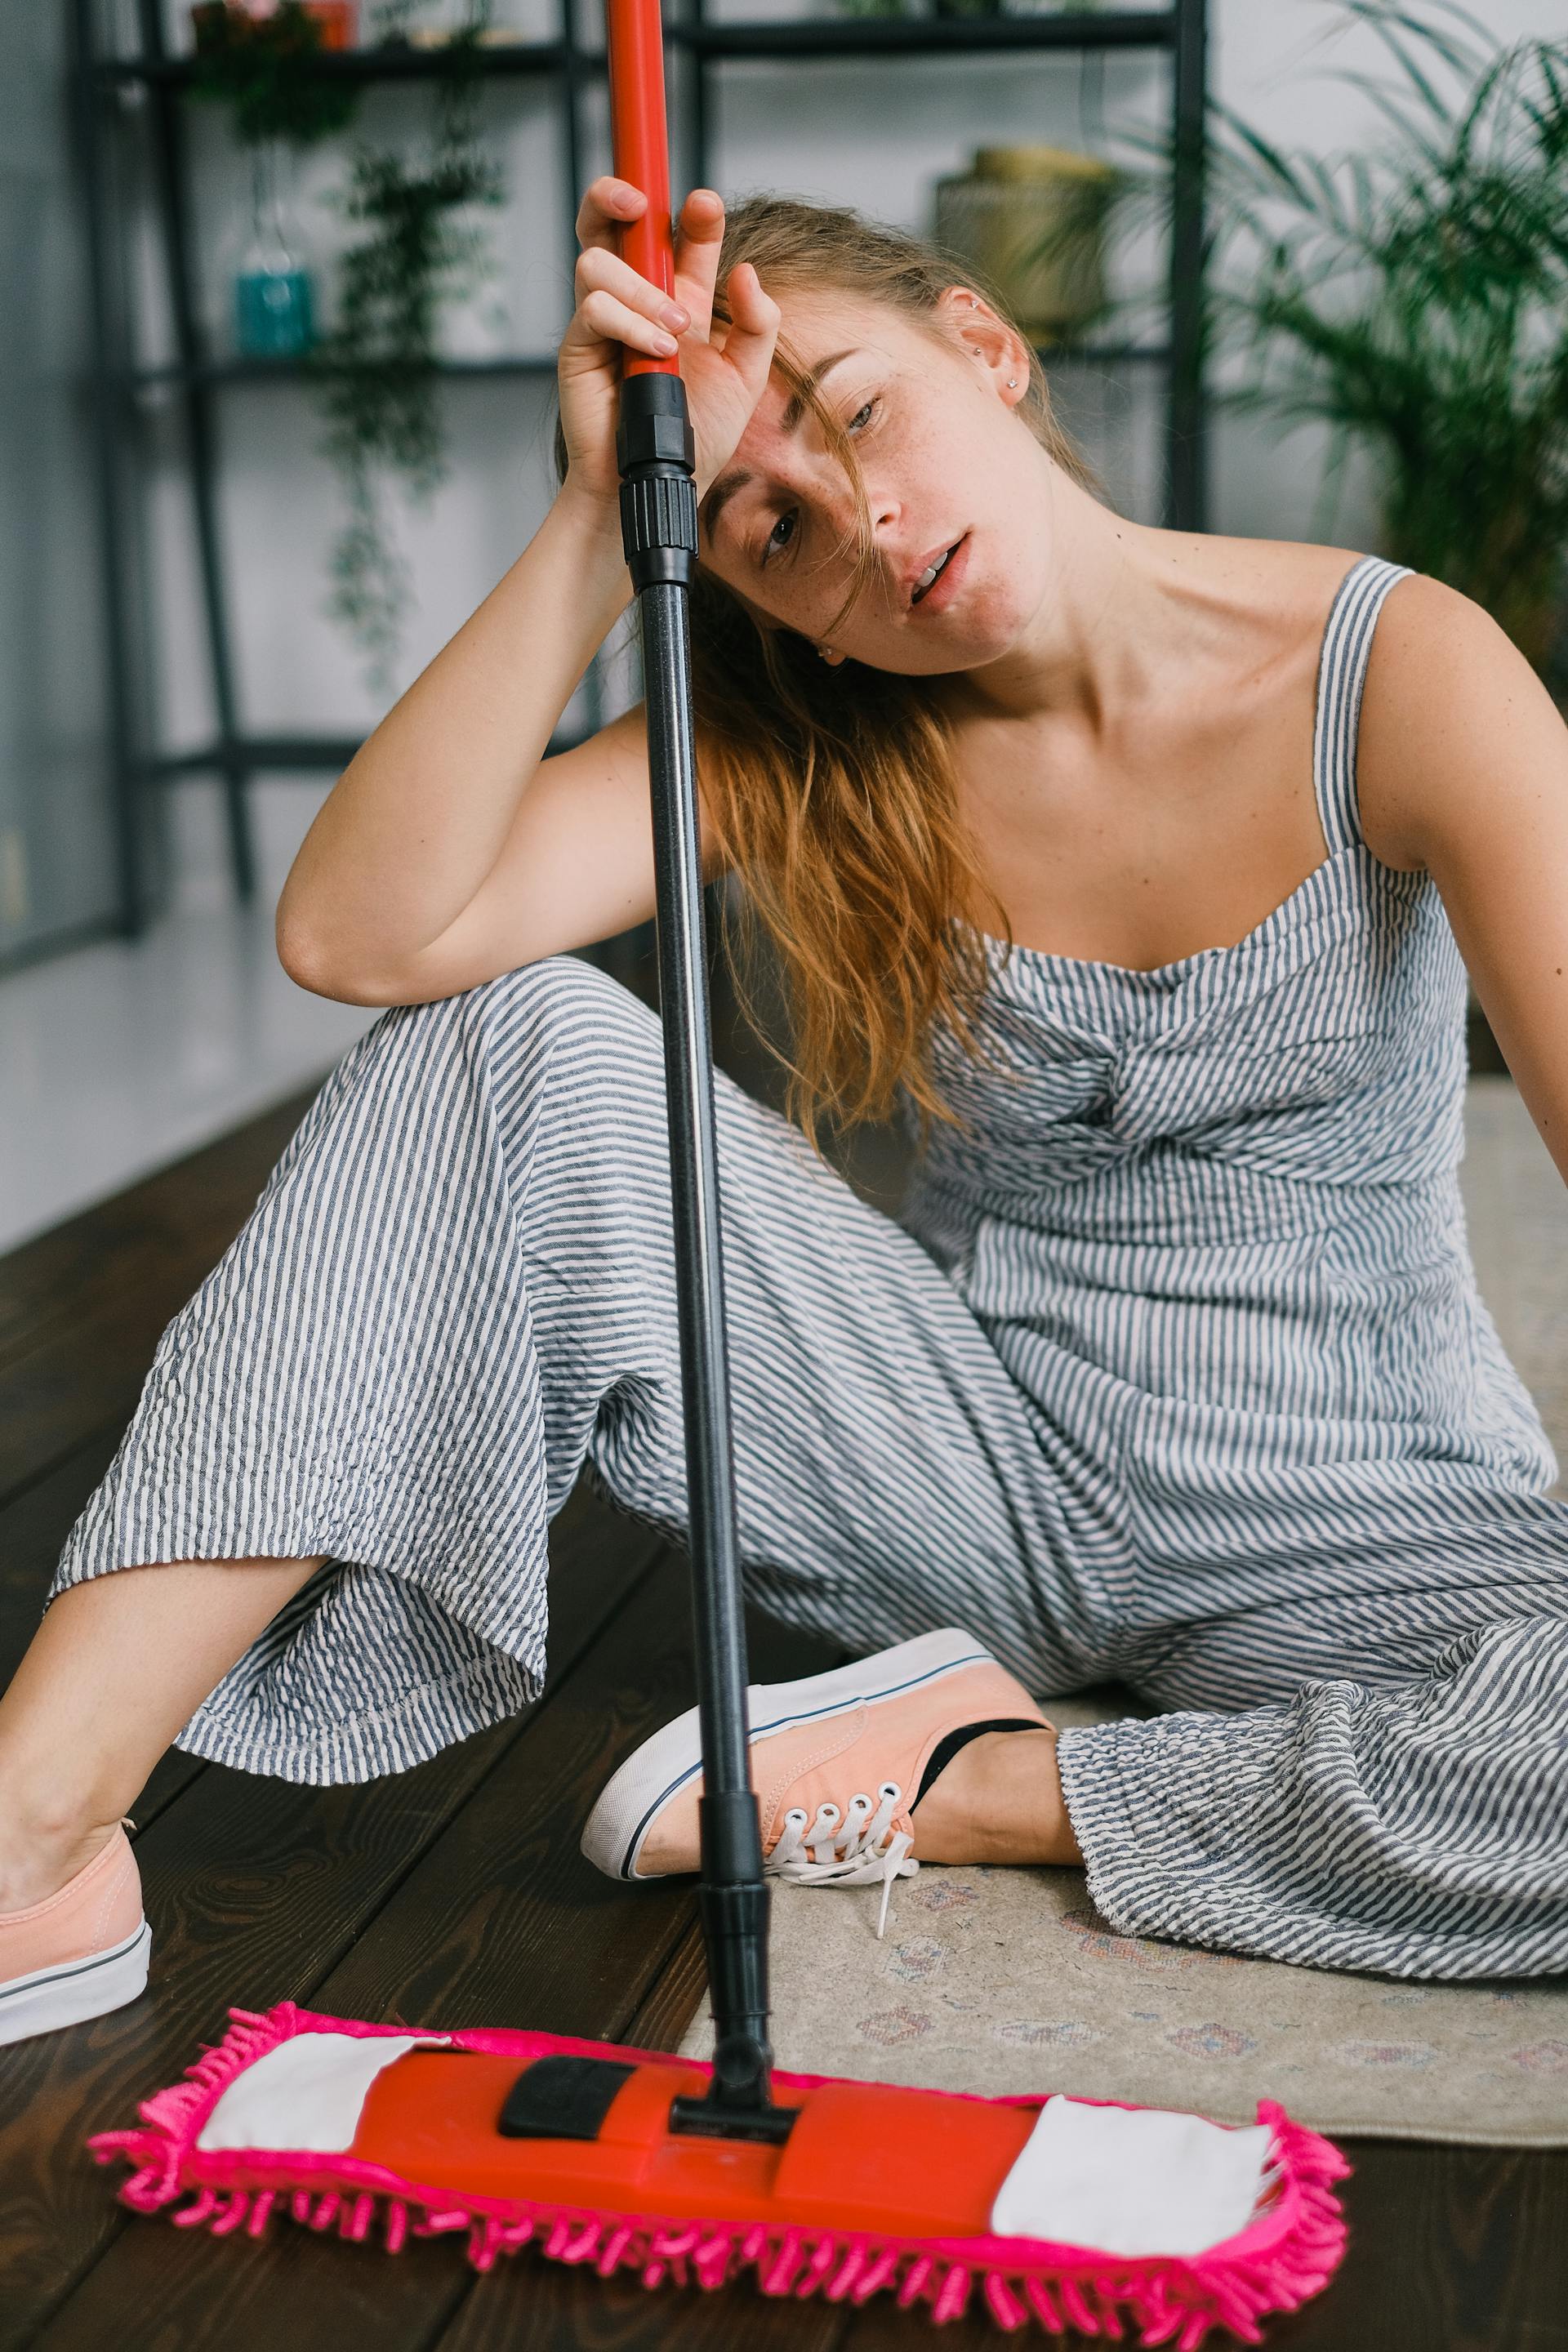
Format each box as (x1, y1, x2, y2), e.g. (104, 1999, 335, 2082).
(3, 176, 1567, 2045)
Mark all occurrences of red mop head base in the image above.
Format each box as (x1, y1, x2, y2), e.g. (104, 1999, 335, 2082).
(91, 2003, 1348, 2343)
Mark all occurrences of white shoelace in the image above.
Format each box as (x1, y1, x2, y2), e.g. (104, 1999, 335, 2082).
(766, 1781, 918, 1940)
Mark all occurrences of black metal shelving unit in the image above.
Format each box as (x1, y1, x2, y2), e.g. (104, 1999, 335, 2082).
(75, 0, 1206, 933)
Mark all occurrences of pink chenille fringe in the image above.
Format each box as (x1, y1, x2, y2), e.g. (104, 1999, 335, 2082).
(89, 2002, 1350, 2345)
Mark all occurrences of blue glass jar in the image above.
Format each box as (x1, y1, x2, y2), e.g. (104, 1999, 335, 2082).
(234, 145, 314, 359)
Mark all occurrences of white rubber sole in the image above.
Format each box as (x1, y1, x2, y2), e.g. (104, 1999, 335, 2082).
(0, 1918, 152, 2047)
(581, 1625, 993, 1881)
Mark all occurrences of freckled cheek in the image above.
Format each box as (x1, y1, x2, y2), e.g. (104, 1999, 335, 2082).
(880, 437, 947, 508)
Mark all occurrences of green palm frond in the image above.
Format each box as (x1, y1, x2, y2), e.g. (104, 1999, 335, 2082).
(1098, 1, 1568, 682)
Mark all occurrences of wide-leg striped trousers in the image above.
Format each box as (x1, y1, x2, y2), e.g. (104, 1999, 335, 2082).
(51, 956, 1568, 1979)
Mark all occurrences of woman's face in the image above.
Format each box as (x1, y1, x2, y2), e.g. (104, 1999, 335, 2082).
(697, 285, 1055, 677)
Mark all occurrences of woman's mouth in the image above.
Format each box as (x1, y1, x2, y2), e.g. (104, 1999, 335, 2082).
(910, 533, 970, 614)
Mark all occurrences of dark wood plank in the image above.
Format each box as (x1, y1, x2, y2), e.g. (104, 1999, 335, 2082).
(0, 1436, 122, 1687)
(0, 1089, 320, 1503)
(620, 1915, 707, 2055)
(1268, 2138, 1568, 2352)
(1, 1485, 665, 2350)
(29, 2217, 476, 2352)
(297, 1556, 715, 2040)
(433, 2264, 849, 2352)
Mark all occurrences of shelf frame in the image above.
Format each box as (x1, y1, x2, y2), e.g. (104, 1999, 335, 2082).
(77, 0, 1207, 931)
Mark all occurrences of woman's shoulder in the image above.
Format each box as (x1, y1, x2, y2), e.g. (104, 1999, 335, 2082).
(1174, 528, 1371, 620)
(1178, 533, 1556, 872)
(1353, 569, 1558, 872)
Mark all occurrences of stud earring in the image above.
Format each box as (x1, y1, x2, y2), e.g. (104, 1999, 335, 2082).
(1007, 376, 1018, 388)
(818, 644, 835, 660)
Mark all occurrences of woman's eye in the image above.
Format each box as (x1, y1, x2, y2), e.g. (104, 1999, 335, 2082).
(756, 402, 879, 567)
(761, 512, 797, 565)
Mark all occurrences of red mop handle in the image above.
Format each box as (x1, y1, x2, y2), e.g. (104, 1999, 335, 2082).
(605, 0, 679, 381)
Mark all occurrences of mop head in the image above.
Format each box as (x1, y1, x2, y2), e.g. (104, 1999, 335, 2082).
(91, 2002, 1348, 2343)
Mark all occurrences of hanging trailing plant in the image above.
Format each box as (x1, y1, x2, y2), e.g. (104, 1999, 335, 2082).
(313, 14, 504, 689)
(189, 1, 361, 147)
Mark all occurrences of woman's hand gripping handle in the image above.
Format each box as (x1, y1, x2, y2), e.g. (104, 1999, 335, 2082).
(558, 177, 781, 516)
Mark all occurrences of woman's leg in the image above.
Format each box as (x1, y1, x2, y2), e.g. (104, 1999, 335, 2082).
(23, 954, 1117, 1929)
(0, 1556, 323, 1909)
(914, 1727, 1080, 1864)
(1060, 1491, 1568, 1977)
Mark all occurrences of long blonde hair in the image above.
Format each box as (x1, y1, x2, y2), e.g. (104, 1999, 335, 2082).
(553, 193, 1097, 1160)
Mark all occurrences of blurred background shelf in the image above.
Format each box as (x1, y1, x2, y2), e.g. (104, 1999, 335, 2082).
(674, 12, 1183, 56)
(93, 10, 1189, 81)
(75, 0, 1207, 937)
(122, 338, 1171, 391)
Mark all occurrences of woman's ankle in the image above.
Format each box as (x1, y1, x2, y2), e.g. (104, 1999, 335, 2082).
(0, 1806, 124, 1916)
(911, 1726, 1082, 1867)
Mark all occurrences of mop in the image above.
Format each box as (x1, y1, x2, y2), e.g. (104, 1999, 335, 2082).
(88, 3, 1351, 2335)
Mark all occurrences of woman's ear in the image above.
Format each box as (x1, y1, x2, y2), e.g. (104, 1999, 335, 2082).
(935, 284, 1029, 405)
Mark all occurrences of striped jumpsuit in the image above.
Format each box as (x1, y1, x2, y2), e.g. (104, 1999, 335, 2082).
(52, 555, 1568, 1980)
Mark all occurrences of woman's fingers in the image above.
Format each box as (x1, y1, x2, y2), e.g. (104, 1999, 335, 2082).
(574, 174, 647, 256)
(565, 284, 684, 363)
(576, 180, 728, 337)
(575, 245, 689, 337)
(670, 187, 727, 331)
(712, 259, 781, 398)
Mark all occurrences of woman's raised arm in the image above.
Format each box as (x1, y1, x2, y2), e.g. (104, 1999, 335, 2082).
(276, 176, 780, 1006)
(276, 488, 645, 1004)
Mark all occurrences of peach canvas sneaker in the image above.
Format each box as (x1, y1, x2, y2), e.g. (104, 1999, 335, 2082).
(0, 1824, 150, 2047)
(581, 1627, 1048, 1937)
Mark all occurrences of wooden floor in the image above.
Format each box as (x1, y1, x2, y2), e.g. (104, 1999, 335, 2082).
(2, 969, 1566, 2350)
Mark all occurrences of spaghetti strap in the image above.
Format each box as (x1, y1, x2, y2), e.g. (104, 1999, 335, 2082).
(1312, 554, 1413, 854)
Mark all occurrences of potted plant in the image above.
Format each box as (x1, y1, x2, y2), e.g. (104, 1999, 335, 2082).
(1204, 1, 1568, 685)
(934, 145, 1116, 343)
(189, 2, 363, 145)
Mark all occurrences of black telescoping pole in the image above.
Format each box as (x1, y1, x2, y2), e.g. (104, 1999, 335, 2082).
(613, 377, 793, 2145)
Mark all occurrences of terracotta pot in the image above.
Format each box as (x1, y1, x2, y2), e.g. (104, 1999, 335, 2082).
(305, 2, 357, 50)
(189, 2, 358, 55)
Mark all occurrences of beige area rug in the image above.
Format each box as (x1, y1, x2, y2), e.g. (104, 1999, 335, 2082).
(683, 1084, 1568, 2146)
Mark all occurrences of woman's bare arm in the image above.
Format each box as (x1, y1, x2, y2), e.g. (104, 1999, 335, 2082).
(275, 174, 778, 1009)
(1357, 572, 1568, 1183)
(276, 488, 650, 1003)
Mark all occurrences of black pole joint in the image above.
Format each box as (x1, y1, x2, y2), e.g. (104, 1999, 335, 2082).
(617, 372, 698, 591)
(669, 1873, 795, 2145)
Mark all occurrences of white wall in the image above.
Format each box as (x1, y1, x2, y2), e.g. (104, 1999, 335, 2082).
(127, 0, 1561, 901)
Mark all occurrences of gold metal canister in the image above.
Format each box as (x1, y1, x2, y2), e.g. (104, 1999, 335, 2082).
(933, 145, 1115, 342)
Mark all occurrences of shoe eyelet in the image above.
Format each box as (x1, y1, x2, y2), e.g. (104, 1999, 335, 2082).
(814, 1802, 841, 1829)
(784, 1807, 809, 1829)
(879, 1781, 901, 1802)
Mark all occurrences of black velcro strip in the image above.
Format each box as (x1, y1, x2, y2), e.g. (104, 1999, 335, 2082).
(498, 2053, 639, 2141)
